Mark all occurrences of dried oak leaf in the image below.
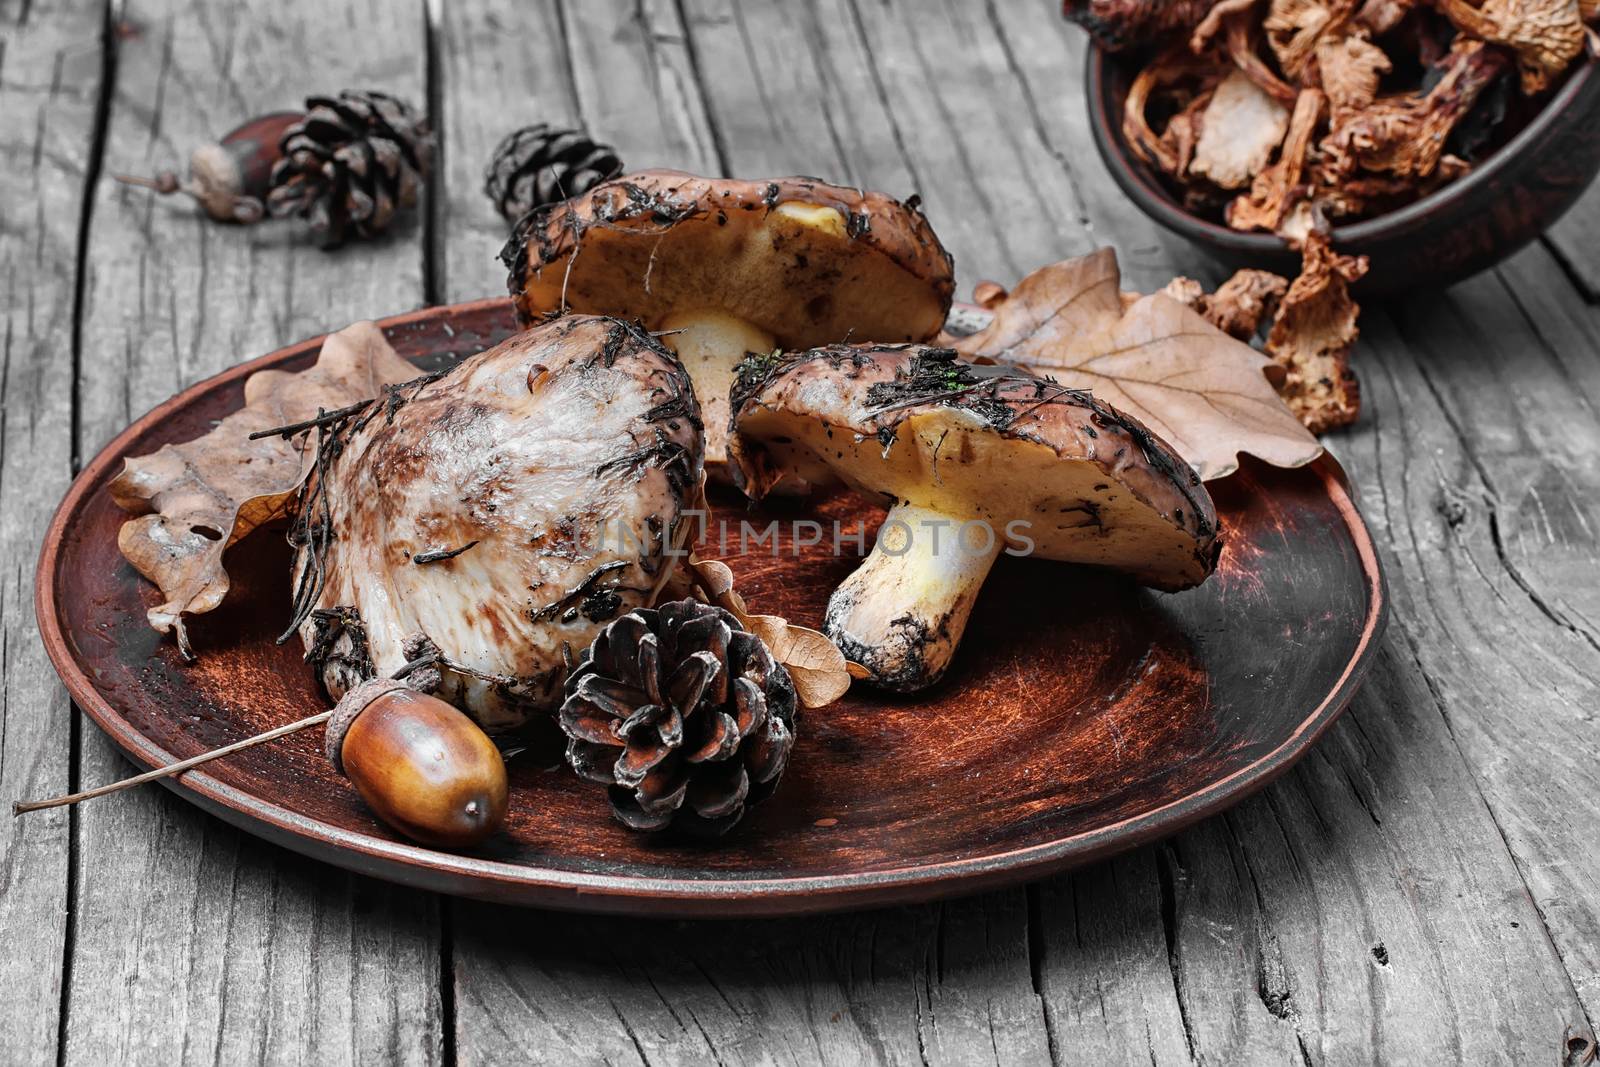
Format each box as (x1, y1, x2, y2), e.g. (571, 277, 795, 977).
(109, 322, 418, 655)
(1228, 87, 1326, 232)
(684, 556, 852, 709)
(1265, 231, 1368, 432)
(953, 247, 1322, 481)
(1318, 38, 1510, 179)
(1436, 0, 1585, 93)
(1191, 70, 1293, 189)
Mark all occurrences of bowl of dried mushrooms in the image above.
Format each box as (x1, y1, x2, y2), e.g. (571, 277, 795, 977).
(1076, 0, 1600, 294)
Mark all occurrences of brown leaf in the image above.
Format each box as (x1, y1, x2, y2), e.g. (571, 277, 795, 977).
(953, 247, 1322, 481)
(1436, 0, 1585, 93)
(1265, 231, 1368, 432)
(109, 322, 418, 654)
(684, 557, 853, 708)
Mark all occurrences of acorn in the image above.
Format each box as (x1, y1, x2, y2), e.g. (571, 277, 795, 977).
(326, 678, 509, 849)
(13, 648, 509, 851)
(114, 110, 304, 223)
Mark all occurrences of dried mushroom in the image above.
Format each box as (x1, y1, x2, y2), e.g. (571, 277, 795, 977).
(1163, 231, 1369, 432)
(1065, 0, 1217, 49)
(1434, 0, 1586, 93)
(1191, 70, 1292, 189)
(1090, 0, 1593, 230)
(502, 170, 954, 478)
(1264, 232, 1369, 432)
(730, 345, 1219, 692)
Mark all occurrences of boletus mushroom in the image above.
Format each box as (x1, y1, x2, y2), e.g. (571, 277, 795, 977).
(293, 315, 704, 731)
(729, 345, 1221, 692)
(501, 170, 954, 475)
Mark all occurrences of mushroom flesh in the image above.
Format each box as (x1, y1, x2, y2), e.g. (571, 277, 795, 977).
(293, 315, 704, 731)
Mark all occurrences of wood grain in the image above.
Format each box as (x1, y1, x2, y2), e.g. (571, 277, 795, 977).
(441, 0, 1598, 1062)
(435, 0, 575, 302)
(1355, 243, 1600, 1026)
(977, 4, 1600, 1060)
(1547, 183, 1600, 302)
(0, 1, 105, 1061)
(3, 0, 1598, 1063)
(64, 0, 441, 1062)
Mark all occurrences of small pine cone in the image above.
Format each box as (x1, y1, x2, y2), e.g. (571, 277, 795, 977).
(560, 600, 798, 837)
(483, 124, 623, 223)
(267, 90, 432, 247)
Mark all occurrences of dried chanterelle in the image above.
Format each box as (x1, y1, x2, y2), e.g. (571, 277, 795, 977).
(730, 346, 1221, 692)
(502, 170, 955, 478)
(293, 315, 705, 732)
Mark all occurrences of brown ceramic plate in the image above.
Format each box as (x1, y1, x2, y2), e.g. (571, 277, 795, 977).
(37, 299, 1386, 917)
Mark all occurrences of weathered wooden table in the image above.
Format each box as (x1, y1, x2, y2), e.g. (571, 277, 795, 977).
(4, 1, 1599, 1063)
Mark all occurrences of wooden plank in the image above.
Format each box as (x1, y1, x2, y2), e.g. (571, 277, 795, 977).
(436, 0, 575, 301)
(452, 892, 1048, 1066)
(0, 1, 107, 1062)
(66, 0, 442, 1062)
(1545, 184, 1600, 302)
(556, 0, 721, 178)
(1351, 244, 1600, 1025)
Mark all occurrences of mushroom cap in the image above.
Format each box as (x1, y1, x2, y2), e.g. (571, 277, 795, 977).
(502, 170, 955, 348)
(297, 315, 705, 731)
(730, 345, 1220, 591)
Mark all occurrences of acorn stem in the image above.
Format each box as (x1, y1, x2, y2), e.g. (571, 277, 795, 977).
(12, 710, 332, 815)
(113, 171, 183, 196)
(11, 651, 440, 816)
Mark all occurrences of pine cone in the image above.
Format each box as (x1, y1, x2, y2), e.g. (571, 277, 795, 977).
(483, 124, 623, 223)
(267, 90, 432, 247)
(560, 600, 798, 836)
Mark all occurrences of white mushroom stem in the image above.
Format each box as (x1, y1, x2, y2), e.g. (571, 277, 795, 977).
(824, 501, 1005, 692)
(656, 309, 776, 470)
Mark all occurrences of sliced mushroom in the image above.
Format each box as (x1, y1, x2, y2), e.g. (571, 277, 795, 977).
(295, 315, 704, 731)
(502, 170, 954, 476)
(730, 346, 1220, 692)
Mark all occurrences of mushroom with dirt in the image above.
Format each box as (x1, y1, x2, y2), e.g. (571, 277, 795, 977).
(501, 170, 955, 476)
(292, 314, 705, 732)
(728, 345, 1221, 692)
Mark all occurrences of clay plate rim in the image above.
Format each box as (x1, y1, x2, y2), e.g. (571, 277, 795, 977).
(35, 298, 1389, 917)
